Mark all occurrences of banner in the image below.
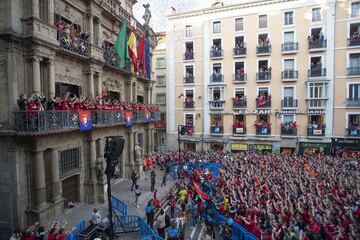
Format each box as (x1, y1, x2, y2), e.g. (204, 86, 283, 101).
(124, 111, 133, 126)
(79, 111, 92, 131)
(193, 182, 211, 200)
(145, 111, 151, 122)
(231, 143, 248, 151)
(254, 144, 272, 151)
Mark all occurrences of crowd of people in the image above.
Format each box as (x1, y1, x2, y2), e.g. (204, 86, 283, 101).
(281, 121, 297, 130)
(56, 20, 89, 55)
(17, 91, 160, 113)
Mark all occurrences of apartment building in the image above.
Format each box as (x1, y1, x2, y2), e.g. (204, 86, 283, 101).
(166, 0, 337, 154)
(0, 0, 158, 234)
(152, 32, 167, 147)
(333, 0, 360, 153)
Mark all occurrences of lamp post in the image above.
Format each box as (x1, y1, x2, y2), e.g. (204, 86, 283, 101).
(177, 125, 182, 158)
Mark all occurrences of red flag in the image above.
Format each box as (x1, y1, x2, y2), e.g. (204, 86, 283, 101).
(193, 182, 211, 200)
(187, 127, 193, 136)
(137, 34, 146, 75)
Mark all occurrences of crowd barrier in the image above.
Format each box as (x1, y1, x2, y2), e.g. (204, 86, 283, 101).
(111, 196, 128, 215)
(66, 220, 86, 240)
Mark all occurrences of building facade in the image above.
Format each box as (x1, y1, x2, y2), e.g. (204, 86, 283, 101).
(152, 32, 167, 148)
(0, 0, 158, 235)
(166, 0, 338, 154)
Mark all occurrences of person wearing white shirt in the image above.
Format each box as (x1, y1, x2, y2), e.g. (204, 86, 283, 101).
(91, 208, 102, 225)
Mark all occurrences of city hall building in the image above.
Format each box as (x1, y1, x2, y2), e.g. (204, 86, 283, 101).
(165, 0, 360, 154)
(0, 0, 158, 235)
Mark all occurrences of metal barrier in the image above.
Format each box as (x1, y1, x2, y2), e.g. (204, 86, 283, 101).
(138, 217, 155, 238)
(111, 196, 128, 215)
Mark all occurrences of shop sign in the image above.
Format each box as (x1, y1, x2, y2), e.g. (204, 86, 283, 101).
(300, 143, 329, 148)
(210, 110, 326, 115)
(313, 129, 323, 135)
(254, 144, 272, 150)
(231, 143, 248, 151)
(235, 128, 244, 133)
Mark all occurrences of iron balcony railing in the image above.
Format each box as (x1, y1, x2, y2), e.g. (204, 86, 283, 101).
(307, 125, 326, 136)
(346, 98, 360, 106)
(210, 49, 224, 58)
(281, 98, 298, 108)
(233, 47, 247, 56)
(183, 75, 194, 83)
(282, 42, 298, 52)
(209, 100, 225, 109)
(13, 111, 161, 134)
(233, 73, 247, 83)
(103, 48, 132, 72)
(256, 127, 271, 136)
(256, 98, 271, 108)
(282, 70, 298, 80)
(210, 73, 224, 83)
(256, 45, 271, 54)
(58, 30, 90, 57)
(347, 37, 360, 46)
(347, 128, 360, 137)
(308, 39, 327, 50)
(347, 67, 360, 76)
(281, 128, 297, 136)
(256, 72, 271, 81)
(211, 126, 223, 134)
(308, 67, 326, 77)
(184, 102, 194, 108)
(233, 127, 246, 135)
(184, 52, 194, 60)
(233, 99, 247, 109)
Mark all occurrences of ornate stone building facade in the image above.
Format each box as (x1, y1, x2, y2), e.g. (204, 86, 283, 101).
(0, 0, 157, 235)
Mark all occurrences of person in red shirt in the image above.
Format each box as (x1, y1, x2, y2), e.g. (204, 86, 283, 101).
(57, 228, 67, 240)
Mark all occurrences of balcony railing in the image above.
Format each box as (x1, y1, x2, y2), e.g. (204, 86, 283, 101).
(282, 42, 298, 52)
(233, 47, 247, 56)
(58, 31, 90, 57)
(103, 49, 132, 72)
(184, 102, 194, 108)
(256, 98, 271, 108)
(281, 98, 298, 108)
(209, 100, 225, 109)
(346, 98, 360, 106)
(282, 70, 298, 80)
(233, 127, 246, 135)
(184, 75, 194, 83)
(13, 111, 160, 135)
(307, 126, 326, 136)
(281, 128, 297, 136)
(233, 73, 247, 83)
(256, 45, 271, 54)
(211, 126, 223, 134)
(256, 72, 271, 81)
(347, 128, 360, 137)
(256, 127, 271, 136)
(308, 39, 327, 50)
(347, 67, 360, 76)
(347, 37, 360, 47)
(210, 49, 224, 58)
(185, 30, 194, 38)
(210, 74, 224, 83)
(308, 67, 326, 77)
(184, 52, 194, 60)
(233, 99, 247, 109)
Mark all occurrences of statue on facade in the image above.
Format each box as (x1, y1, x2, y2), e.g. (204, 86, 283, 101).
(142, 3, 151, 27)
(96, 157, 104, 179)
(134, 143, 142, 162)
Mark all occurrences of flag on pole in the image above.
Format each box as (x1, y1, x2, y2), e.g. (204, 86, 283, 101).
(137, 34, 146, 75)
(114, 18, 128, 68)
(128, 25, 137, 72)
(145, 32, 151, 79)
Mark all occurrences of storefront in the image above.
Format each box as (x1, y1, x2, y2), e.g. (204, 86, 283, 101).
(231, 143, 248, 152)
(299, 142, 331, 155)
(184, 141, 196, 151)
(280, 147, 295, 154)
(254, 144, 272, 152)
(332, 138, 360, 154)
(210, 143, 224, 152)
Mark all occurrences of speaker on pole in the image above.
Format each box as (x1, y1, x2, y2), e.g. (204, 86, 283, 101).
(106, 138, 125, 160)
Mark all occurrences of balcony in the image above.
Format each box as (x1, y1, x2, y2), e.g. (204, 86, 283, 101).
(256, 127, 271, 136)
(183, 75, 194, 84)
(233, 127, 246, 135)
(211, 125, 223, 134)
(307, 126, 326, 137)
(58, 31, 90, 57)
(346, 98, 360, 107)
(256, 72, 271, 82)
(209, 100, 225, 110)
(308, 39, 327, 51)
(210, 74, 224, 83)
(347, 67, 360, 76)
(282, 70, 298, 81)
(210, 49, 224, 58)
(184, 52, 194, 60)
(347, 128, 360, 137)
(281, 128, 297, 136)
(103, 48, 132, 72)
(282, 42, 298, 53)
(281, 98, 298, 108)
(233, 73, 247, 83)
(13, 111, 160, 135)
(347, 37, 360, 47)
(308, 68, 326, 78)
(233, 47, 247, 57)
(184, 102, 194, 108)
(233, 99, 247, 109)
(256, 97, 271, 108)
(256, 45, 271, 55)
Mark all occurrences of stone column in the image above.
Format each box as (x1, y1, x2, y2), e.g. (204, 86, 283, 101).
(150, 128, 155, 154)
(48, 60, 55, 98)
(96, 73, 102, 96)
(32, 0, 40, 18)
(34, 151, 46, 208)
(98, 19, 102, 47)
(127, 130, 134, 165)
(132, 82, 136, 102)
(149, 87, 153, 104)
(50, 149, 61, 201)
(32, 57, 42, 93)
(88, 139, 97, 203)
(88, 72, 94, 98)
(125, 81, 131, 102)
(88, 14, 94, 44)
(48, 0, 54, 24)
(145, 128, 150, 155)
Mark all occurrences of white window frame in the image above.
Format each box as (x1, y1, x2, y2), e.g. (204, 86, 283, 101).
(184, 88, 196, 99)
(282, 58, 297, 70)
(346, 82, 360, 98)
(283, 11, 295, 26)
(281, 114, 296, 123)
(306, 81, 329, 100)
(258, 14, 268, 29)
(282, 85, 297, 98)
(257, 86, 271, 95)
(156, 75, 166, 86)
(212, 20, 222, 34)
(347, 21, 360, 39)
(233, 35, 245, 48)
(257, 58, 271, 70)
(257, 32, 270, 45)
(345, 112, 360, 128)
(212, 62, 223, 74)
(234, 17, 244, 32)
(283, 30, 296, 43)
(311, 7, 322, 23)
(156, 93, 166, 104)
(184, 112, 196, 127)
(309, 55, 325, 68)
(208, 86, 226, 101)
(184, 41, 195, 54)
(184, 64, 195, 78)
(185, 25, 194, 38)
(156, 57, 166, 69)
(211, 37, 223, 50)
(349, 1, 360, 18)
(234, 87, 246, 97)
(233, 60, 246, 74)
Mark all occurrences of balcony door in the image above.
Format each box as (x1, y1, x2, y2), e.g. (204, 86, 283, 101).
(284, 31, 294, 43)
(349, 83, 360, 100)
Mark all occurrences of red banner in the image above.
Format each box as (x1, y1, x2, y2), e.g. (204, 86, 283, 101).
(193, 182, 211, 200)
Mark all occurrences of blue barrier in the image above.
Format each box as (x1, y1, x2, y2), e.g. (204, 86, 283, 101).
(118, 215, 140, 229)
(138, 217, 154, 238)
(111, 196, 128, 215)
(232, 222, 247, 240)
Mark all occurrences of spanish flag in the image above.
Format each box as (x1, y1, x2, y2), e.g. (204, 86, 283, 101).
(128, 26, 137, 72)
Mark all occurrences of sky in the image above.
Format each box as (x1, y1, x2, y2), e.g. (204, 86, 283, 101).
(133, 0, 243, 32)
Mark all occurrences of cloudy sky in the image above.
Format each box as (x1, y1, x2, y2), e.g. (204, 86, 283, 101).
(133, 0, 242, 32)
